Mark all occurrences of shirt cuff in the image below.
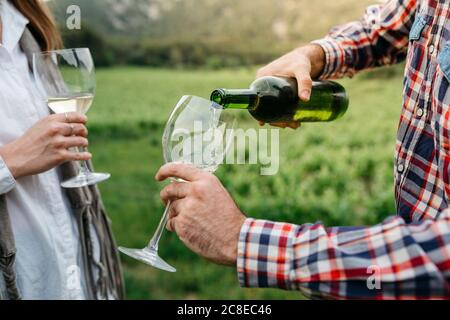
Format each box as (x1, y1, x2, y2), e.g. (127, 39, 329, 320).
(311, 38, 354, 80)
(0, 156, 16, 194)
(237, 218, 297, 290)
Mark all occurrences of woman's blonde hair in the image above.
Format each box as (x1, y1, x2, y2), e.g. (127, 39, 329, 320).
(11, 0, 62, 51)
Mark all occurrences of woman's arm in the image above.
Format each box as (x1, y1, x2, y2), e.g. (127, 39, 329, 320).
(0, 112, 90, 191)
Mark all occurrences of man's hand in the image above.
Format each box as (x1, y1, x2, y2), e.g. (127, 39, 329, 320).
(156, 163, 246, 266)
(256, 44, 326, 129)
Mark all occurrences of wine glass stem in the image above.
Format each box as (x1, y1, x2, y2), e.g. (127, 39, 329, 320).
(147, 201, 172, 252)
(79, 146, 91, 174)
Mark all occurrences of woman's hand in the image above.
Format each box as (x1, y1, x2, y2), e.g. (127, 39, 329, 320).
(0, 112, 90, 179)
(256, 44, 326, 129)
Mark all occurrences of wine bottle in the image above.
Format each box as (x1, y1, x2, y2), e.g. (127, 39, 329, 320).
(210, 76, 349, 123)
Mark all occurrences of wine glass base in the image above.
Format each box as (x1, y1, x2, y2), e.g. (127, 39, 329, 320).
(118, 246, 176, 273)
(61, 172, 111, 188)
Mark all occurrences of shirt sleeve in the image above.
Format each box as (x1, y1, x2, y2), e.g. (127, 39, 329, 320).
(0, 156, 16, 194)
(311, 0, 417, 79)
(237, 210, 450, 299)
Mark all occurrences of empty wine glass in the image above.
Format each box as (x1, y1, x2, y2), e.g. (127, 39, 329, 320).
(119, 96, 236, 272)
(33, 48, 110, 188)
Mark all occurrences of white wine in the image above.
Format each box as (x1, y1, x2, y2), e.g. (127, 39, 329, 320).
(47, 94, 94, 114)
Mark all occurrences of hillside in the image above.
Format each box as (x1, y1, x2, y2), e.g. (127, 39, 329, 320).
(51, 0, 374, 46)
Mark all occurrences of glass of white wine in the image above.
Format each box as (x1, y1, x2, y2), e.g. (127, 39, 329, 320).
(33, 48, 110, 188)
(119, 96, 236, 272)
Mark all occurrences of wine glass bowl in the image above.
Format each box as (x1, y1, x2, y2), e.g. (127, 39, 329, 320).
(119, 95, 236, 272)
(163, 96, 233, 170)
(33, 48, 110, 188)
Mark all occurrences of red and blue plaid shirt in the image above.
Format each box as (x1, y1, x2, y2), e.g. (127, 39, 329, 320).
(237, 0, 450, 299)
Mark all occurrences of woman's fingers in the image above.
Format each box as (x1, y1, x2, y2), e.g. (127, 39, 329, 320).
(60, 136, 89, 149)
(47, 114, 89, 137)
(61, 123, 88, 137)
(62, 150, 92, 162)
(73, 124, 88, 137)
(53, 112, 88, 124)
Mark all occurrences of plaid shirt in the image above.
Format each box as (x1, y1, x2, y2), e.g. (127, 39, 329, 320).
(237, 0, 450, 299)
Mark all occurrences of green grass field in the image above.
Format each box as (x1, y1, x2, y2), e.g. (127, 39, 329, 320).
(87, 66, 404, 299)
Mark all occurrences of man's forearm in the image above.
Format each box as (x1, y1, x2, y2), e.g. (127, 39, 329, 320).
(311, 0, 416, 80)
(237, 211, 450, 299)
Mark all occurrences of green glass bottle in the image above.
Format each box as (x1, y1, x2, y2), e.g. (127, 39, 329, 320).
(210, 76, 349, 123)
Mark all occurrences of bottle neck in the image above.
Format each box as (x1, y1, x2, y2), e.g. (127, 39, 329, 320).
(211, 89, 258, 110)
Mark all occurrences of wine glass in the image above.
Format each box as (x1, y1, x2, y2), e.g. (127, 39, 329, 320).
(33, 48, 110, 188)
(119, 96, 236, 272)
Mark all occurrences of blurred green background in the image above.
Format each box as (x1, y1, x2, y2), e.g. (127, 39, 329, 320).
(49, 0, 404, 299)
